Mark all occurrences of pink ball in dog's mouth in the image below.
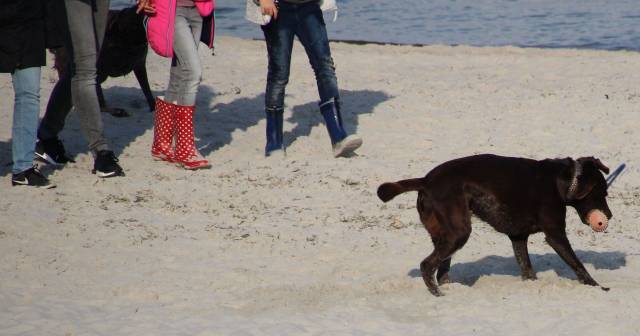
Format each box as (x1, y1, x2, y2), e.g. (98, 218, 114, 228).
(587, 210, 608, 232)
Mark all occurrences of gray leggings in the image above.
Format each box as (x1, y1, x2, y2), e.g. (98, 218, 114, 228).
(39, 0, 110, 152)
(165, 6, 203, 106)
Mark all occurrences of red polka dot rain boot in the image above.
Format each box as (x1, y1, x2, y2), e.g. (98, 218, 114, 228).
(151, 97, 176, 162)
(173, 104, 210, 170)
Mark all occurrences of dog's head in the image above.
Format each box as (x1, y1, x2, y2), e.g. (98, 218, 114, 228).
(556, 157, 612, 230)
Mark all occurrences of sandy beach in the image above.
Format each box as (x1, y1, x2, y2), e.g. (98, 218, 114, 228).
(1, 36, 640, 335)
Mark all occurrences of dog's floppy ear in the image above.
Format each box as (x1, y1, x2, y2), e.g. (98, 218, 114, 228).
(572, 157, 609, 200)
(552, 157, 573, 202)
(577, 156, 610, 174)
(574, 179, 596, 200)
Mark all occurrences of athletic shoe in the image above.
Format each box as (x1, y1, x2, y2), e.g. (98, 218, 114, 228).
(92, 150, 124, 178)
(35, 138, 75, 165)
(332, 134, 363, 158)
(11, 167, 56, 189)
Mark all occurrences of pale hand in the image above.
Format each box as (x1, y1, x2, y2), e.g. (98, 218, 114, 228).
(136, 0, 156, 14)
(259, 0, 278, 19)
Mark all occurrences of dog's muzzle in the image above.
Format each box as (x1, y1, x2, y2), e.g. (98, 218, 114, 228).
(586, 209, 609, 232)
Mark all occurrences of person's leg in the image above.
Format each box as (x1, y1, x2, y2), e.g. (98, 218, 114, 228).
(295, 3, 339, 104)
(173, 7, 203, 106)
(295, 4, 361, 157)
(10, 67, 55, 188)
(65, 0, 111, 153)
(38, 76, 72, 140)
(166, 7, 202, 105)
(63, 0, 121, 176)
(11, 67, 41, 174)
(261, 10, 295, 111)
(36, 61, 77, 166)
(38, 61, 72, 142)
(260, 6, 296, 156)
(170, 7, 209, 170)
(36, 7, 76, 165)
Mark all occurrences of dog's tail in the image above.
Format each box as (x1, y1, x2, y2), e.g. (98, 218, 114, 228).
(377, 178, 425, 202)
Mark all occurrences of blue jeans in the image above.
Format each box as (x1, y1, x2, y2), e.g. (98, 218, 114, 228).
(261, 1, 339, 109)
(165, 6, 203, 106)
(11, 67, 41, 174)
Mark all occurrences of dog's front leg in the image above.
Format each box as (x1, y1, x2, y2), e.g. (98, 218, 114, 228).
(97, 82, 129, 117)
(96, 81, 107, 109)
(509, 234, 536, 280)
(133, 58, 155, 112)
(544, 229, 609, 291)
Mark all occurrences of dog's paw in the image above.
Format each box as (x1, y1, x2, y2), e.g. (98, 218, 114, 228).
(437, 274, 450, 285)
(102, 107, 130, 118)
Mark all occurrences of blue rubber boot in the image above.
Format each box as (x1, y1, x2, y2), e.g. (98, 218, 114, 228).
(320, 98, 362, 157)
(265, 107, 285, 157)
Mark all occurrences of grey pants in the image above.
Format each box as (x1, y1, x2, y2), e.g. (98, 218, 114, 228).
(39, 0, 110, 153)
(165, 6, 203, 106)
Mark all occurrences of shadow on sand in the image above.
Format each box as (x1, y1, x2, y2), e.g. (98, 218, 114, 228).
(407, 250, 626, 285)
(1, 86, 391, 176)
(196, 87, 391, 156)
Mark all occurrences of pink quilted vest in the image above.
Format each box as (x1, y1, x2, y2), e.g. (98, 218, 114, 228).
(146, 0, 215, 58)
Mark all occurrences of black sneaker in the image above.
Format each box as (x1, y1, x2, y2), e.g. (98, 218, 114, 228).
(92, 150, 124, 178)
(11, 167, 56, 189)
(35, 138, 75, 165)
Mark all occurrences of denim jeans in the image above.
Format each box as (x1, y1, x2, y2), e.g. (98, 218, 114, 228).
(261, 1, 339, 109)
(38, 0, 111, 153)
(165, 6, 203, 106)
(11, 67, 41, 174)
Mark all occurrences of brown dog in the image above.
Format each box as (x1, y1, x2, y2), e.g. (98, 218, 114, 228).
(377, 154, 613, 296)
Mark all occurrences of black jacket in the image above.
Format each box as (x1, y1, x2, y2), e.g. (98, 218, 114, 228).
(0, 0, 66, 73)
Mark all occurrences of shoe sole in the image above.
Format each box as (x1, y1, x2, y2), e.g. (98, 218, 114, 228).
(35, 152, 63, 166)
(176, 163, 211, 170)
(265, 149, 286, 159)
(152, 154, 174, 163)
(11, 181, 56, 189)
(333, 136, 363, 158)
(92, 170, 124, 178)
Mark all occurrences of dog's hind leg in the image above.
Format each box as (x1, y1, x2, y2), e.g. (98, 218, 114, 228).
(421, 236, 469, 296)
(420, 199, 472, 296)
(437, 257, 452, 285)
(509, 234, 537, 280)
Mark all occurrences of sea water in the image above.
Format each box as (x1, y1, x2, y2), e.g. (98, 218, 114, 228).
(112, 0, 640, 50)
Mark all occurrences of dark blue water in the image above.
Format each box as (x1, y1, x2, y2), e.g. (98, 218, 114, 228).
(113, 0, 640, 50)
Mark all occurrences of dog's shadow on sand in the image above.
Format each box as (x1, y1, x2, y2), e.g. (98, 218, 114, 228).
(196, 87, 391, 156)
(407, 250, 627, 285)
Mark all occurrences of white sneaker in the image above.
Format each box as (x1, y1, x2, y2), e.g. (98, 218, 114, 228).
(333, 135, 363, 158)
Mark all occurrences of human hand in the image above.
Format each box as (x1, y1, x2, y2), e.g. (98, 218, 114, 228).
(136, 0, 156, 14)
(259, 0, 278, 20)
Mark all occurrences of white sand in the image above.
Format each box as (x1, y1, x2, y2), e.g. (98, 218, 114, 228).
(1, 36, 640, 335)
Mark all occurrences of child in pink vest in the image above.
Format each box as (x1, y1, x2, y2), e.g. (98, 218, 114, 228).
(140, 0, 214, 169)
